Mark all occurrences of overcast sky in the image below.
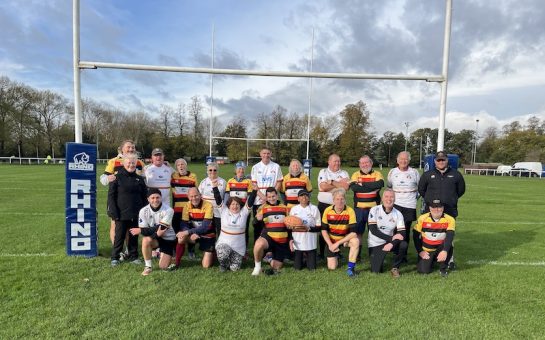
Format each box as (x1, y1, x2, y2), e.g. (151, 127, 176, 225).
(2, 0, 545, 138)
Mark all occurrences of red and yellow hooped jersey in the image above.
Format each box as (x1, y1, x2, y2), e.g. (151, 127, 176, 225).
(414, 213, 456, 252)
(282, 173, 312, 208)
(104, 156, 144, 176)
(226, 178, 253, 203)
(258, 203, 289, 243)
(350, 170, 384, 208)
(322, 205, 357, 242)
(171, 172, 197, 213)
(182, 200, 215, 238)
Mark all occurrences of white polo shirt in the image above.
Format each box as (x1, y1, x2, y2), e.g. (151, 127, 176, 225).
(387, 167, 420, 209)
(251, 160, 283, 206)
(144, 164, 174, 206)
(317, 167, 350, 205)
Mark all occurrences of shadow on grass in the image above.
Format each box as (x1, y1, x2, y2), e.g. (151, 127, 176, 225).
(455, 228, 538, 270)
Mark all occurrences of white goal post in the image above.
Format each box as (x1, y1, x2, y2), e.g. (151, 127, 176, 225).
(72, 0, 453, 152)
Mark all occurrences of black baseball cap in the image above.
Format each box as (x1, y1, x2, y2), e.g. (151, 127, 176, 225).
(298, 189, 310, 197)
(435, 151, 448, 161)
(428, 199, 444, 208)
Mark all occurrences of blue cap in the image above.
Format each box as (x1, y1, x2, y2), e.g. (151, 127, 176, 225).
(235, 161, 246, 169)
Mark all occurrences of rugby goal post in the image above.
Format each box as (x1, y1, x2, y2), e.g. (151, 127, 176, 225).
(72, 0, 453, 152)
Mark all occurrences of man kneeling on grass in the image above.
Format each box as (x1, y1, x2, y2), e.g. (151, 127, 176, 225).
(413, 199, 455, 277)
(367, 189, 407, 278)
(321, 188, 360, 277)
(176, 187, 216, 268)
(252, 187, 291, 276)
(130, 188, 175, 276)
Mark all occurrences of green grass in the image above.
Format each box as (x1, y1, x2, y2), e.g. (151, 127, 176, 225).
(1, 164, 545, 339)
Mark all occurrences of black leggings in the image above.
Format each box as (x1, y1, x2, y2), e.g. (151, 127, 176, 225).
(369, 241, 408, 273)
(294, 249, 317, 270)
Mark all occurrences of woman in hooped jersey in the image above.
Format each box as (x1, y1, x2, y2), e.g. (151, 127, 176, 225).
(224, 161, 253, 248)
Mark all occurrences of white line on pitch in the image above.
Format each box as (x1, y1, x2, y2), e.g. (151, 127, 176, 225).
(466, 260, 545, 266)
(0, 212, 65, 216)
(0, 187, 65, 191)
(0, 253, 56, 257)
(457, 221, 545, 225)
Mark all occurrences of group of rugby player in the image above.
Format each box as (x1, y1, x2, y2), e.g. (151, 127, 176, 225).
(105, 140, 465, 278)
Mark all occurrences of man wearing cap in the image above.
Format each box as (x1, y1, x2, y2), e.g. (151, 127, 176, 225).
(251, 147, 283, 242)
(418, 150, 465, 269)
(144, 148, 174, 207)
(129, 188, 175, 276)
(282, 159, 313, 209)
(288, 189, 321, 270)
(413, 199, 456, 277)
(225, 161, 253, 246)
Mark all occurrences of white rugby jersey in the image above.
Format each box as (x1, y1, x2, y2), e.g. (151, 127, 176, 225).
(198, 177, 226, 218)
(251, 161, 283, 205)
(216, 206, 251, 256)
(367, 205, 405, 248)
(144, 164, 174, 206)
(387, 167, 420, 209)
(138, 204, 175, 241)
(289, 203, 321, 251)
(317, 167, 350, 204)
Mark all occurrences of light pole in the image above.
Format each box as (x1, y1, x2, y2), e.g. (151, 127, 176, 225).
(404, 122, 410, 151)
(472, 119, 479, 165)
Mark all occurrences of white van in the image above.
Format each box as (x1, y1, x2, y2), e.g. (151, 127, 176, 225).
(509, 162, 543, 177)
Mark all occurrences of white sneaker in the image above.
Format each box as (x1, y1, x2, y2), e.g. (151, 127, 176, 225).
(141, 266, 152, 276)
(251, 266, 261, 276)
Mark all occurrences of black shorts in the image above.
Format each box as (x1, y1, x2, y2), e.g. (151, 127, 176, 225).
(393, 205, 417, 224)
(157, 238, 176, 256)
(261, 232, 290, 262)
(196, 237, 216, 253)
(324, 238, 348, 258)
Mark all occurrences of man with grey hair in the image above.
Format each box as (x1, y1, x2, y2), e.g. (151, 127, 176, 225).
(387, 151, 420, 261)
(317, 153, 350, 260)
(349, 155, 384, 261)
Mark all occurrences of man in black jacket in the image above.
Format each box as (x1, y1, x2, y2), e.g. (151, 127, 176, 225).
(108, 154, 148, 266)
(418, 151, 465, 269)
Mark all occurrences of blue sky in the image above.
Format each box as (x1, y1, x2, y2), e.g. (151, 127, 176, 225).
(2, 0, 545, 138)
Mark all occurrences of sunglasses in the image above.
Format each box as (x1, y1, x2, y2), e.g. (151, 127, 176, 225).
(208, 169, 217, 172)
(435, 159, 447, 162)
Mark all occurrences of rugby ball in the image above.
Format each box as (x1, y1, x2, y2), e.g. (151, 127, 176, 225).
(284, 215, 303, 229)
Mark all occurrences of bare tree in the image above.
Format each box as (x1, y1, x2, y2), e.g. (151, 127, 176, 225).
(34, 90, 68, 156)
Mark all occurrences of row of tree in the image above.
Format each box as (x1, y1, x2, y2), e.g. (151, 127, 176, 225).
(1, 75, 544, 167)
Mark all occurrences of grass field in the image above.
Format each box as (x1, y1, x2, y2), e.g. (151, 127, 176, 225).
(1, 164, 545, 339)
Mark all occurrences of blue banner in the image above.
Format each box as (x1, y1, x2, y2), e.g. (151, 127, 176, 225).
(65, 143, 98, 257)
